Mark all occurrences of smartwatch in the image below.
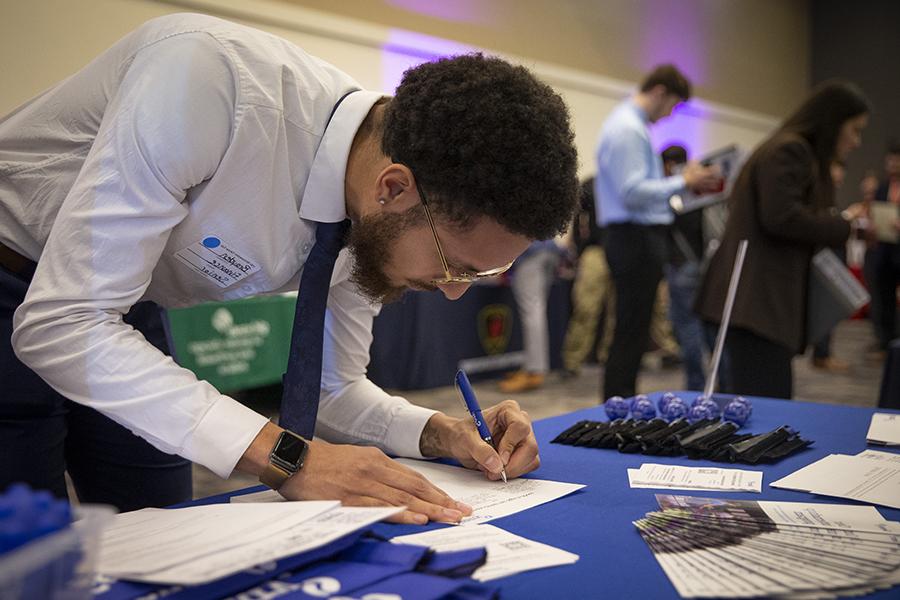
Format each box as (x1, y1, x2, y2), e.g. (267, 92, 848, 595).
(260, 430, 309, 490)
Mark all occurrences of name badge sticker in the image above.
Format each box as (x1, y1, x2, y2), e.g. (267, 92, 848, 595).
(174, 236, 261, 288)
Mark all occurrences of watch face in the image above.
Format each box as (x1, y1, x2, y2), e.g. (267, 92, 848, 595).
(276, 432, 307, 465)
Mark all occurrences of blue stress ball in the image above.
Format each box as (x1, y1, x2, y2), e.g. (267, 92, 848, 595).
(699, 399, 721, 420)
(690, 394, 710, 408)
(631, 397, 657, 420)
(732, 396, 753, 416)
(630, 394, 649, 411)
(658, 392, 677, 413)
(604, 396, 630, 420)
(688, 402, 718, 423)
(662, 398, 688, 421)
(723, 400, 751, 426)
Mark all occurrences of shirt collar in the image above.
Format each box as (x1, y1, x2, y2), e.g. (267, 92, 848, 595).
(299, 90, 386, 223)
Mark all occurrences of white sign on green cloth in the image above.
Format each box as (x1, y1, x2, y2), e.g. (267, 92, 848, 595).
(166, 294, 296, 392)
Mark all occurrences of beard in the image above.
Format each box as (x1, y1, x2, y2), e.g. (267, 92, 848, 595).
(346, 206, 430, 305)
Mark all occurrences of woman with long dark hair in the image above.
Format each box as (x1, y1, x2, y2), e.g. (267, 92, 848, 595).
(694, 81, 869, 399)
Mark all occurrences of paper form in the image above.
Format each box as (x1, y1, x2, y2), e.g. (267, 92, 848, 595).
(97, 502, 403, 585)
(627, 463, 763, 492)
(393, 459, 585, 525)
(392, 523, 578, 581)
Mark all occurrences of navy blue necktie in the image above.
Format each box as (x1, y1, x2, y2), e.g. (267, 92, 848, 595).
(279, 219, 351, 437)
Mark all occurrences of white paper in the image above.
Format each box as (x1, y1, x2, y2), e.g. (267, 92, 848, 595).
(867, 413, 900, 446)
(857, 449, 900, 463)
(98, 502, 337, 575)
(756, 497, 891, 529)
(809, 462, 900, 511)
(394, 459, 584, 525)
(392, 524, 578, 581)
(771, 452, 900, 511)
(230, 489, 284, 503)
(628, 463, 762, 493)
(97, 502, 404, 585)
(769, 453, 846, 492)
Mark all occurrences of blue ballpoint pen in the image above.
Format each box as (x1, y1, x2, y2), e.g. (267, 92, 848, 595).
(455, 369, 508, 483)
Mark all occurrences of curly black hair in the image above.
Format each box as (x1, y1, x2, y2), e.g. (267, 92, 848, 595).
(381, 53, 578, 240)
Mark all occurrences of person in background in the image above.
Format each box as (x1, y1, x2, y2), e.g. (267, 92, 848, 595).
(695, 81, 869, 399)
(596, 64, 721, 399)
(868, 141, 900, 358)
(561, 177, 682, 379)
(809, 161, 851, 373)
(860, 167, 885, 358)
(661, 145, 711, 390)
(500, 239, 563, 393)
(561, 178, 614, 377)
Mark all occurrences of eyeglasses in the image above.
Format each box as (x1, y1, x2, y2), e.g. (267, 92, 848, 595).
(416, 182, 514, 285)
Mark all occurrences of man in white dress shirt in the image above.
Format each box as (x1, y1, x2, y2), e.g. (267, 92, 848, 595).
(0, 14, 579, 523)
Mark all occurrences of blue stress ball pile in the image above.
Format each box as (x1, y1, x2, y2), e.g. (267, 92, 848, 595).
(605, 393, 753, 427)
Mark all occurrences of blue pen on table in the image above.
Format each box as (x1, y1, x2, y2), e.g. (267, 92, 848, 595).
(454, 369, 508, 484)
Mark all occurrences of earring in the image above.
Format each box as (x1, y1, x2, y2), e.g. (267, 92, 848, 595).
(378, 198, 386, 205)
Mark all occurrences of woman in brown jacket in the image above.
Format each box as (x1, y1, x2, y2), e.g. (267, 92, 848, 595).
(694, 81, 869, 399)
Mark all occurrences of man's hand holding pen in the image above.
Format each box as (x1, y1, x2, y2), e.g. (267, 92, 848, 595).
(419, 399, 540, 482)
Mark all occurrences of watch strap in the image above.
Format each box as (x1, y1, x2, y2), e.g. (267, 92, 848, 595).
(260, 462, 292, 490)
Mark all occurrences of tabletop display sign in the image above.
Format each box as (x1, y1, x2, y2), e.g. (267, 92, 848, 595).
(166, 294, 296, 392)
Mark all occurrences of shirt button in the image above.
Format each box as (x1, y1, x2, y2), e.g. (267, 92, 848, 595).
(302, 243, 311, 253)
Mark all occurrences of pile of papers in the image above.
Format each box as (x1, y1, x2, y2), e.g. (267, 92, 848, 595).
(770, 449, 900, 509)
(231, 459, 585, 581)
(97, 502, 402, 585)
(867, 413, 900, 446)
(627, 463, 762, 493)
(635, 494, 900, 598)
(392, 524, 578, 582)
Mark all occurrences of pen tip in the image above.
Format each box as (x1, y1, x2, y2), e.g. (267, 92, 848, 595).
(501, 470, 508, 484)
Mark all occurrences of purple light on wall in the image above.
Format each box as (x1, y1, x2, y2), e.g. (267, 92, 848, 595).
(636, 2, 706, 87)
(385, 0, 495, 25)
(634, 1, 711, 156)
(381, 29, 477, 93)
(650, 102, 713, 157)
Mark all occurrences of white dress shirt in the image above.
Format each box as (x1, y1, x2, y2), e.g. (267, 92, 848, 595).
(595, 101, 686, 226)
(0, 14, 437, 478)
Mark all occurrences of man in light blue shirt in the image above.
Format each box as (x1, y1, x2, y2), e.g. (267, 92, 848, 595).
(596, 64, 720, 399)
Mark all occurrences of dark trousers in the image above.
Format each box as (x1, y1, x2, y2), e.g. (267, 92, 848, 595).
(603, 223, 667, 399)
(1, 265, 192, 512)
(872, 242, 900, 350)
(812, 332, 832, 360)
(725, 326, 794, 399)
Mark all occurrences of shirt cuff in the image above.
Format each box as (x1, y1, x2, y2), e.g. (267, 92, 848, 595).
(182, 394, 272, 479)
(383, 402, 438, 459)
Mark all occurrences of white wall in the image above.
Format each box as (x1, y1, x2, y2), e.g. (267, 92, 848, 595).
(2, 0, 780, 176)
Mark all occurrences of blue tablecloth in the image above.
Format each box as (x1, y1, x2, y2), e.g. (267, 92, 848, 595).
(186, 394, 900, 599)
(372, 393, 900, 599)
